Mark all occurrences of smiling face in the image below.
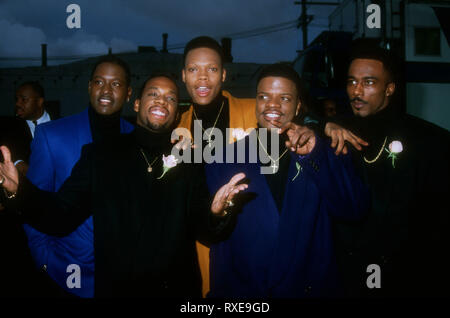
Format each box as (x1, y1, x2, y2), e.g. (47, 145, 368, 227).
(15, 84, 44, 120)
(347, 58, 395, 117)
(88, 62, 132, 115)
(134, 76, 178, 132)
(256, 76, 301, 129)
(182, 47, 226, 105)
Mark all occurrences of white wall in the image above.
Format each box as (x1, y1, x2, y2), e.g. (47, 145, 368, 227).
(406, 82, 450, 131)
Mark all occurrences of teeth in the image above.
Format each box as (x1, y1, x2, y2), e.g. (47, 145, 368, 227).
(100, 98, 111, 103)
(197, 87, 209, 92)
(266, 113, 280, 118)
(151, 110, 166, 116)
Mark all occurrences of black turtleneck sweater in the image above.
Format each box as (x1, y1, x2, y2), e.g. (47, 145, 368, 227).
(133, 125, 174, 178)
(88, 106, 122, 144)
(257, 128, 291, 213)
(190, 94, 230, 150)
(349, 105, 399, 161)
(329, 105, 402, 188)
(332, 104, 450, 297)
(14, 122, 222, 297)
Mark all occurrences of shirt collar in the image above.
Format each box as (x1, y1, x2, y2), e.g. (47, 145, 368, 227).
(27, 110, 50, 125)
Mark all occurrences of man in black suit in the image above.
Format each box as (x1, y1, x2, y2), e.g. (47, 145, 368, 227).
(7, 81, 52, 175)
(324, 47, 450, 297)
(0, 118, 37, 296)
(0, 74, 246, 297)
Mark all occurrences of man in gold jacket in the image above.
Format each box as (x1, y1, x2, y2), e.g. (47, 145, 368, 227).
(177, 36, 256, 296)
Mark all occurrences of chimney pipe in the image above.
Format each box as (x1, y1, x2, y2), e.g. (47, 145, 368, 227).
(41, 43, 47, 68)
(162, 33, 168, 53)
(221, 38, 233, 63)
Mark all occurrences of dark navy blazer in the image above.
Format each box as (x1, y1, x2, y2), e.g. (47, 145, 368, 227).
(205, 132, 370, 298)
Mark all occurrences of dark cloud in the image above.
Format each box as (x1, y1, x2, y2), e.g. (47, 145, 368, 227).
(0, 0, 336, 67)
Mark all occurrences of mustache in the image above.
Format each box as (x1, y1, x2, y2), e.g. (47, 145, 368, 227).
(350, 97, 368, 104)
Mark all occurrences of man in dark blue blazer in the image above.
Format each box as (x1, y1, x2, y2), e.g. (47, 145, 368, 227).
(23, 55, 134, 297)
(205, 64, 370, 297)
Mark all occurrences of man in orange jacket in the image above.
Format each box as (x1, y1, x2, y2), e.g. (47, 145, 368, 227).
(177, 36, 256, 296)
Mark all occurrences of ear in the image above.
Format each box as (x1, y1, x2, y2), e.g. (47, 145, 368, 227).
(37, 97, 44, 109)
(182, 69, 186, 83)
(295, 99, 301, 116)
(88, 81, 92, 94)
(133, 99, 140, 113)
(386, 82, 395, 97)
(127, 87, 132, 102)
(222, 68, 227, 83)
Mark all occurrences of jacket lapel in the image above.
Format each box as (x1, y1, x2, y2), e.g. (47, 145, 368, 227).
(267, 153, 309, 287)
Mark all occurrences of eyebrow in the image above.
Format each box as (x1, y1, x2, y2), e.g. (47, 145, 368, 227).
(257, 91, 294, 96)
(92, 75, 123, 81)
(348, 76, 378, 80)
(186, 63, 219, 66)
(148, 86, 177, 95)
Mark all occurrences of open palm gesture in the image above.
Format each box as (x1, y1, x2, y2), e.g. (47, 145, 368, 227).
(211, 173, 248, 217)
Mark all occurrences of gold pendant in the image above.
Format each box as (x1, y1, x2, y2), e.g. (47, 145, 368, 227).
(147, 167, 152, 173)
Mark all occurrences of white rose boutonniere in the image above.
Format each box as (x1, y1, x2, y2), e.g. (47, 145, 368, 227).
(292, 162, 302, 181)
(385, 140, 403, 168)
(232, 128, 249, 141)
(157, 155, 178, 179)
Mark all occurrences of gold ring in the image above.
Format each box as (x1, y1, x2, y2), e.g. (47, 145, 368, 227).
(226, 200, 234, 207)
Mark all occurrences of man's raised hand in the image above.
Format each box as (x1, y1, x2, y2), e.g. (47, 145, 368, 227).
(211, 173, 248, 217)
(0, 146, 19, 195)
(279, 122, 316, 155)
(324, 122, 368, 155)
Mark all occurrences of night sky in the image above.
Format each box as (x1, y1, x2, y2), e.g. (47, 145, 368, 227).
(0, 0, 337, 68)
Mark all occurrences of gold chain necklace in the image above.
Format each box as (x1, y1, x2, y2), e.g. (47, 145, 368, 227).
(139, 148, 159, 173)
(192, 100, 224, 147)
(363, 136, 387, 164)
(257, 133, 289, 173)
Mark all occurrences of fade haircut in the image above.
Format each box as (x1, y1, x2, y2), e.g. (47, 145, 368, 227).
(138, 72, 178, 100)
(183, 36, 224, 66)
(349, 45, 398, 84)
(90, 55, 131, 86)
(18, 81, 45, 99)
(257, 63, 309, 117)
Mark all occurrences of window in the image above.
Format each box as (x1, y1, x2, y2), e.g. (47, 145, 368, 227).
(415, 28, 441, 56)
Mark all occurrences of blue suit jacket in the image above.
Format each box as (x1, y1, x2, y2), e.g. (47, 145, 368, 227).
(24, 108, 134, 298)
(205, 133, 370, 297)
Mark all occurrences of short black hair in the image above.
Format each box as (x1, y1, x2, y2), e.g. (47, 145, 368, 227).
(257, 63, 309, 116)
(349, 45, 398, 84)
(18, 81, 45, 99)
(183, 36, 224, 66)
(90, 55, 131, 86)
(137, 72, 178, 100)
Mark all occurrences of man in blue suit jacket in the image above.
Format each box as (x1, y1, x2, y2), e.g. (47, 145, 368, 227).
(24, 55, 134, 297)
(205, 64, 370, 297)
